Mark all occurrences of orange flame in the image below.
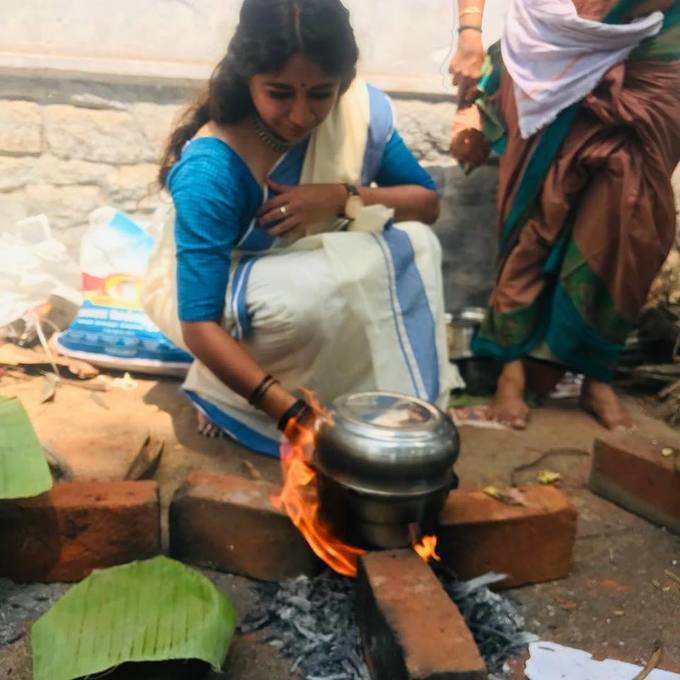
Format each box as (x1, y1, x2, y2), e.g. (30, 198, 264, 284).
(271, 392, 365, 577)
(272, 392, 442, 576)
(413, 535, 441, 563)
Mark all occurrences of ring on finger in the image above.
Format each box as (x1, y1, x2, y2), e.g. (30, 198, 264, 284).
(279, 205, 288, 216)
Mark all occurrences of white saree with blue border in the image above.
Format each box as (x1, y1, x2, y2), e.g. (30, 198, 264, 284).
(143, 79, 459, 457)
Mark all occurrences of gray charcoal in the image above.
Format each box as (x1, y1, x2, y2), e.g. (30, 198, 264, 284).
(435, 565, 539, 673)
(0, 578, 69, 647)
(241, 566, 535, 679)
(241, 571, 366, 680)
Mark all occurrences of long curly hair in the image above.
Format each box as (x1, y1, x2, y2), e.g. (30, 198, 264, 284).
(159, 0, 359, 186)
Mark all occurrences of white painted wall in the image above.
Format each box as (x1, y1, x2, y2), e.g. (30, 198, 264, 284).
(1, 0, 508, 94)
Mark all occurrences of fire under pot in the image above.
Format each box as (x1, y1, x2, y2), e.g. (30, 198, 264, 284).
(314, 392, 460, 549)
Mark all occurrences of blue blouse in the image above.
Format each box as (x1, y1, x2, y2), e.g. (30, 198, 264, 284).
(170, 131, 437, 323)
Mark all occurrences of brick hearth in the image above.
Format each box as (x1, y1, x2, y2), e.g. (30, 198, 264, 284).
(169, 471, 320, 581)
(357, 549, 487, 679)
(0, 480, 160, 582)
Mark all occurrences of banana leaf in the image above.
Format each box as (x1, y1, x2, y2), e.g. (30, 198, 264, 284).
(32, 556, 237, 680)
(0, 396, 52, 499)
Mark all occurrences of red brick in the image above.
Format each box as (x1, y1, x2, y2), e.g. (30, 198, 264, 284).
(0, 480, 160, 582)
(437, 485, 577, 589)
(169, 472, 320, 581)
(357, 550, 487, 680)
(589, 434, 679, 534)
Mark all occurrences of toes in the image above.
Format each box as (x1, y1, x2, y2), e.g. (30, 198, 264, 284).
(197, 421, 222, 438)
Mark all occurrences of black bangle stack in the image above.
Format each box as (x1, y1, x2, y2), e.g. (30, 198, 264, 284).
(458, 24, 482, 33)
(277, 399, 312, 432)
(248, 374, 279, 408)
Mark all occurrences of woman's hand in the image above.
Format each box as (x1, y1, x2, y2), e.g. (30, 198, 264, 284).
(258, 180, 347, 236)
(449, 29, 485, 104)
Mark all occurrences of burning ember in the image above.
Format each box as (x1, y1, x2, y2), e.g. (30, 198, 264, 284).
(272, 392, 443, 576)
(413, 535, 441, 562)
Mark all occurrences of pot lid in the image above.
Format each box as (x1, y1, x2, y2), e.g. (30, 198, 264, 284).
(334, 392, 444, 439)
(315, 392, 459, 494)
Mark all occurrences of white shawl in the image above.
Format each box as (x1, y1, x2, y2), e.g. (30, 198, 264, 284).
(501, 0, 664, 138)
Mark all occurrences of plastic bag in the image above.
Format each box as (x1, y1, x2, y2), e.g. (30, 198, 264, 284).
(56, 207, 192, 376)
(0, 214, 82, 330)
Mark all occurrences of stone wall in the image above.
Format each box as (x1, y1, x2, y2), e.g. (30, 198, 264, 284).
(0, 73, 499, 311)
(0, 76, 181, 252)
(0, 73, 677, 312)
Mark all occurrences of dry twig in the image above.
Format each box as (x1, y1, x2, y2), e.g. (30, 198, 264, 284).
(124, 435, 164, 481)
(632, 643, 663, 680)
(510, 448, 590, 487)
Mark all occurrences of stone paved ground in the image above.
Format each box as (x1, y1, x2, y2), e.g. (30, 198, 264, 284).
(0, 372, 678, 678)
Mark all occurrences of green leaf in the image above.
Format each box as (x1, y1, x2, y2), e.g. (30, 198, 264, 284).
(32, 556, 238, 680)
(0, 397, 52, 499)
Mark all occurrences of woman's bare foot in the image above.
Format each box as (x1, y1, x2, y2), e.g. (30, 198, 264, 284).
(524, 360, 566, 398)
(488, 360, 531, 429)
(579, 379, 635, 430)
(197, 410, 223, 438)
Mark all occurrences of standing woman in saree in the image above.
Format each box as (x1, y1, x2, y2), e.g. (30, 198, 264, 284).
(450, 0, 680, 429)
(142, 0, 457, 456)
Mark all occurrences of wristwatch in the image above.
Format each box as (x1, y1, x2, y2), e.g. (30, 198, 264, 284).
(342, 183, 364, 220)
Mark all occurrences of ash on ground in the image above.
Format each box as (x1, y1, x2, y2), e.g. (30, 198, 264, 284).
(240, 572, 368, 680)
(0, 579, 69, 646)
(239, 568, 536, 680)
(437, 570, 538, 674)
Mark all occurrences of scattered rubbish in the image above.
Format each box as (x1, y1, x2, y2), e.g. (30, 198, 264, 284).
(0, 342, 98, 379)
(0, 352, 106, 404)
(1, 295, 80, 349)
(449, 393, 473, 409)
(623, 305, 680, 366)
(0, 367, 31, 382)
(619, 313, 680, 424)
(450, 405, 509, 430)
(524, 640, 679, 680)
(483, 485, 530, 506)
(242, 459, 263, 481)
(111, 371, 138, 391)
(549, 372, 584, 399)
(39, 373, 58, 404)
(664, 570, 680, 588)
(659, 381, 680, 400)
(41, 443, 75, 482)
(633, 644, 664, 680)
(626, 363, 680, 385)
(510, 448, 589, 486)
(537, 470, 562, 485)
(56, 207, 192, 377)
(124, 435, 164, 481)
(553, 595, 577, 611)
(240, 569, 536, 679)
(89, 392, 110, 410)
(31, 556, 236, 680)
(0, 214, 81, 333)
(54, 376, 107, 392)
(0, 397, 53, 499)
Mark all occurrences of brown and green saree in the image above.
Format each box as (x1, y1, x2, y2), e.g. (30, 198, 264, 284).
(472, 0, 680, 381)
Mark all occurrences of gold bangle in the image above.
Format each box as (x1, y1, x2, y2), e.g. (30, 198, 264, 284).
(459, 7, 483, 17)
